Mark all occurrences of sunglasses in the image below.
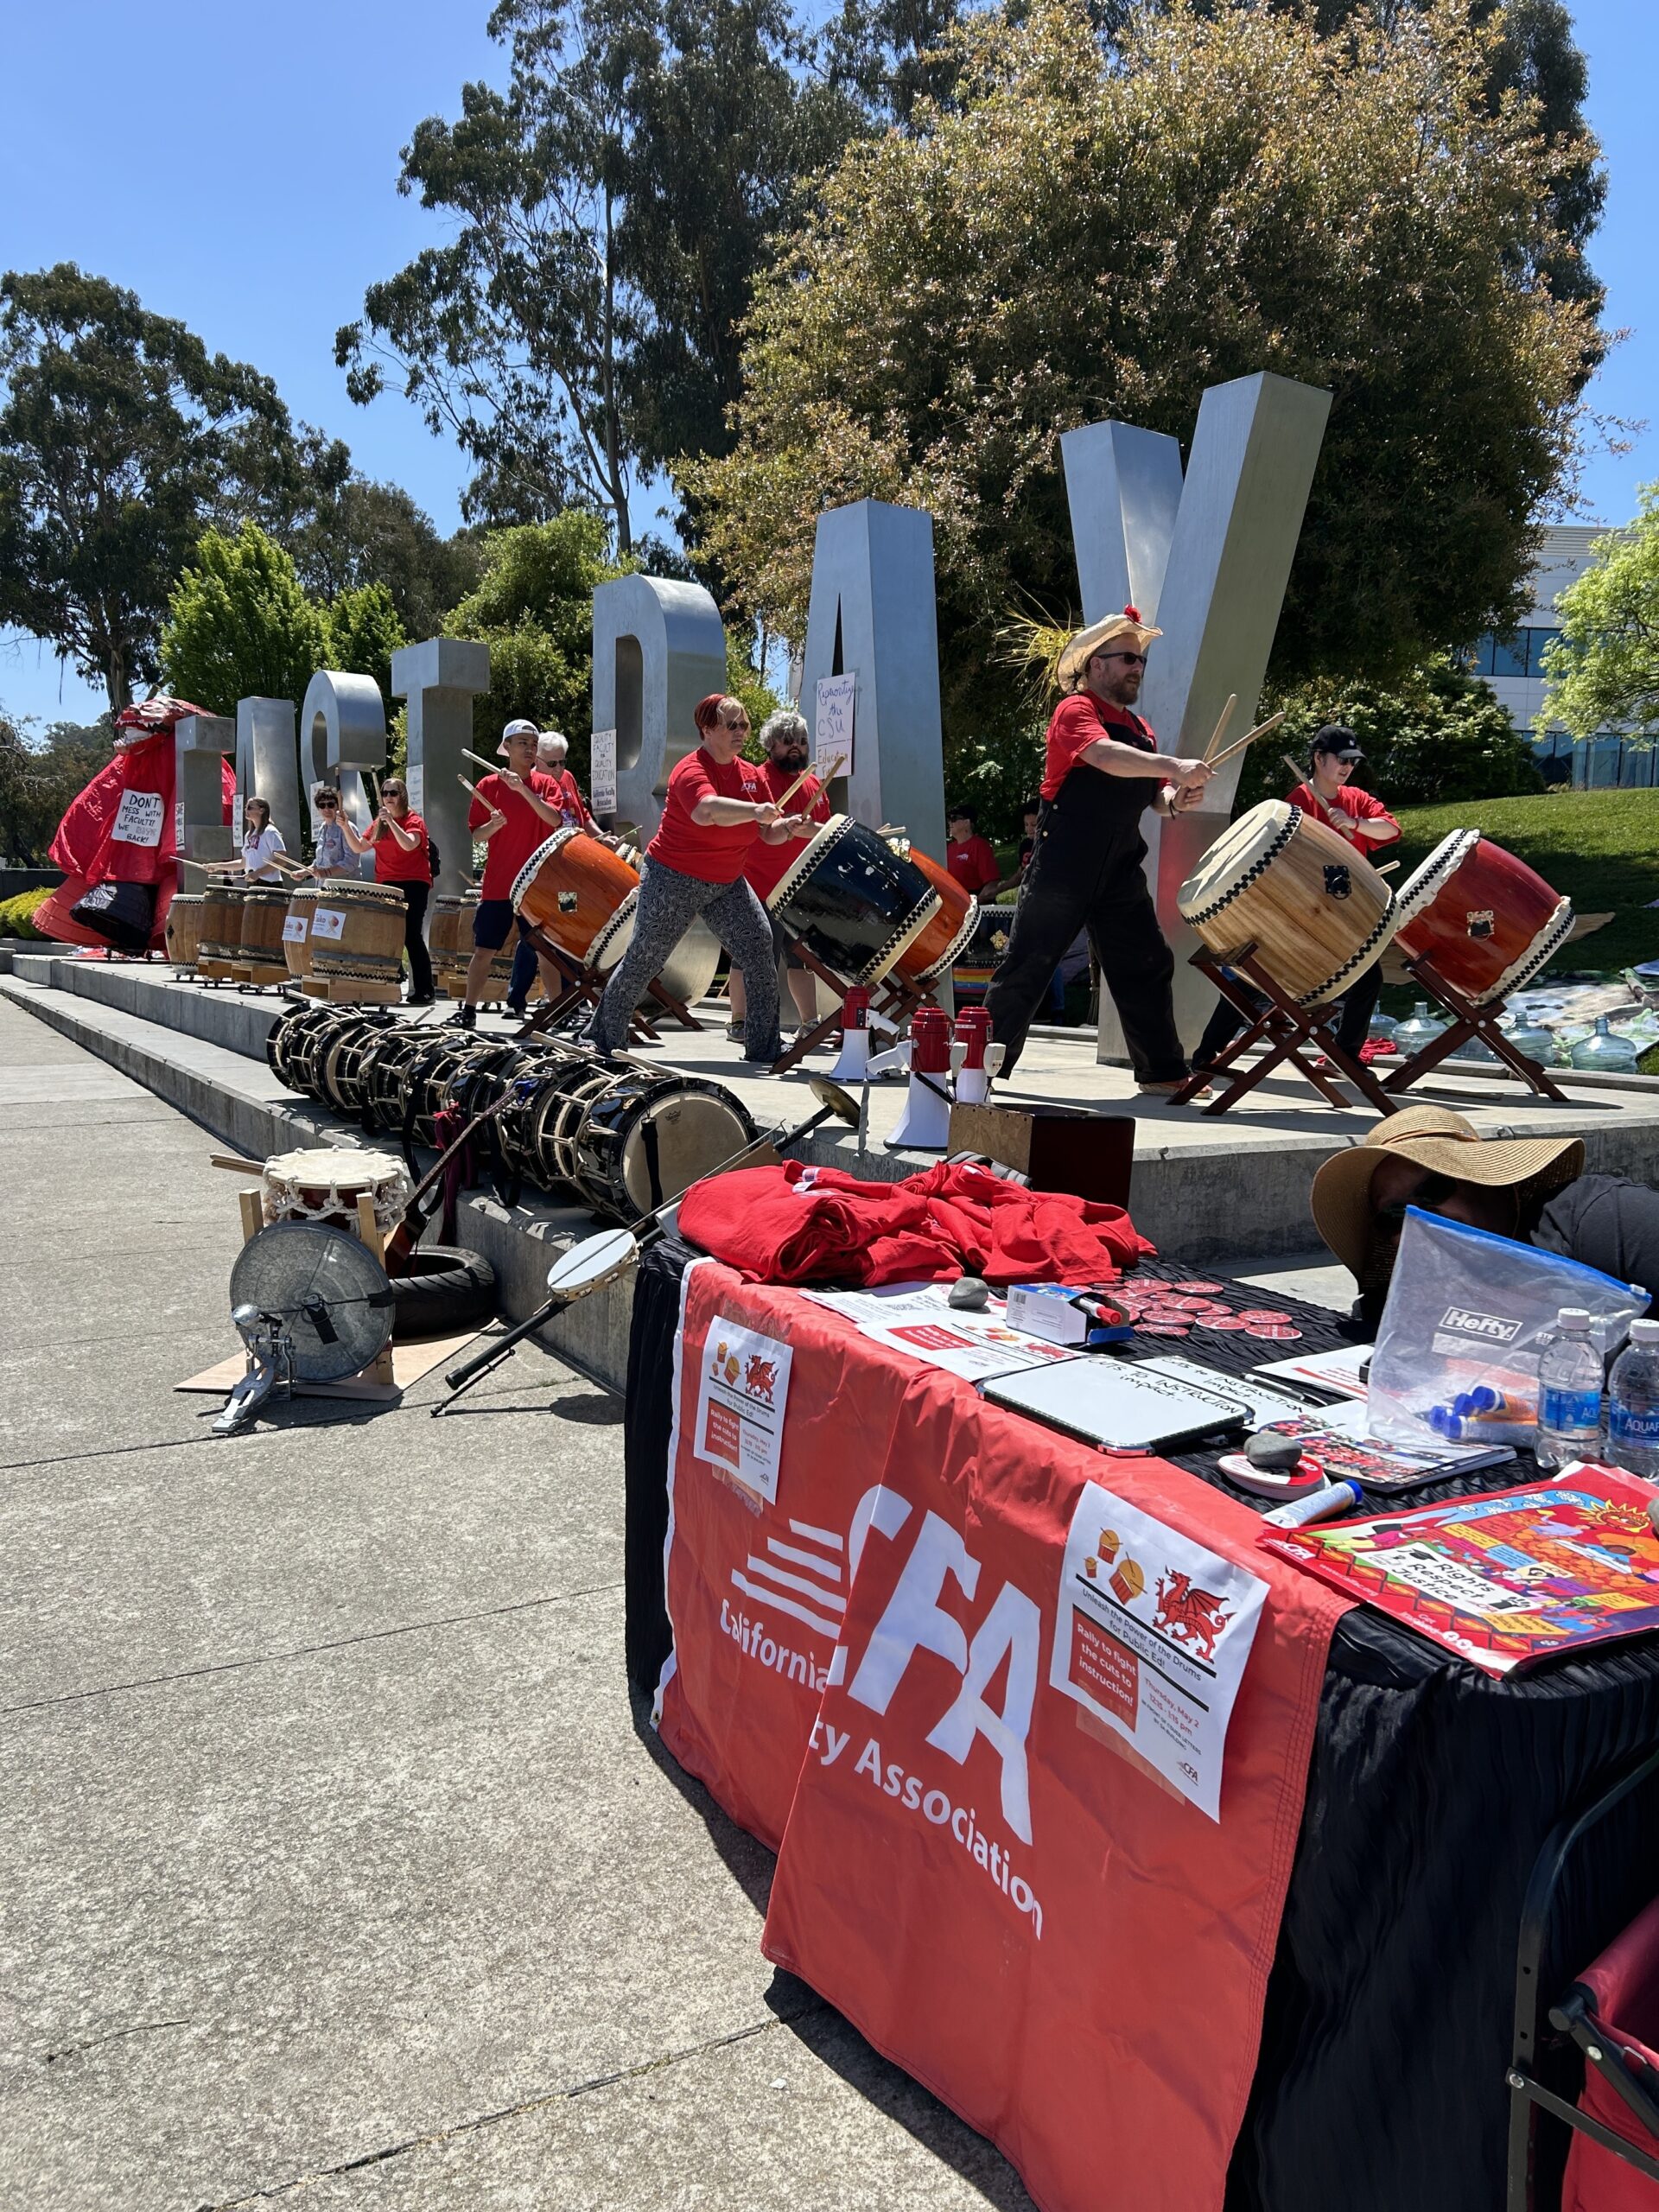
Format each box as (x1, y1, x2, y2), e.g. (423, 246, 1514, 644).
(721, 715, 751, 732)
(1097, 651, 1147, 668)
(318, 800, 338, 810)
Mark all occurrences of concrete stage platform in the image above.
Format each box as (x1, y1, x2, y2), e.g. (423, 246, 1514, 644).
(10, 949, 1659, 1385)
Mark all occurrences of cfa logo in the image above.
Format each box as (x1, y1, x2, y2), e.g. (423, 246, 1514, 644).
(837, 1486, 1040, 1846)
(1439, 1305, 1522, 1344)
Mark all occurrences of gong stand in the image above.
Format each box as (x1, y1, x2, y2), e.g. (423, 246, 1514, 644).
(1170, 944, 1395, 1116)
(1383, 952, 1568, 1103)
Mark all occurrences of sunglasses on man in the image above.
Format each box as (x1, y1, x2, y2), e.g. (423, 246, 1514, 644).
(1096, 650, 1147, 668)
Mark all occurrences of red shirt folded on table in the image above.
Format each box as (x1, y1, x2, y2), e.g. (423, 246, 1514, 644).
(469, 770, 561, 902)
(944, 834, 1001, 893)
(648, 747, 772, 886)
(743, 762, 830, 904)
(1287, 780, 1401, 850)
(372, 811, 432, 884)
(1040, 693, 1162, 804)
(677, 1158, 1154, 1287)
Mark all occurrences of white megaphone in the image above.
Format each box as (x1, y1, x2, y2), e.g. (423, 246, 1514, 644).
(830, 985, 874, 1084)
(887, 1006, 954, 1151)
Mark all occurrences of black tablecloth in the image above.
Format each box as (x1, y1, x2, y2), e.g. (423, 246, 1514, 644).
(623, 1238, 1659, 2212)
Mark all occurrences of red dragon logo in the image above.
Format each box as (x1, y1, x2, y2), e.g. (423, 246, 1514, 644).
(743, 1352, 779, 1405)
(1153, 1569, 1231, 1662)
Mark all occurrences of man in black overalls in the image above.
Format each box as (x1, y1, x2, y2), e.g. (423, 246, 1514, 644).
(986, 607, 1212, 1090)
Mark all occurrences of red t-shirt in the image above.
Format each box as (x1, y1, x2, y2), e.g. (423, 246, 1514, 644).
(469, 769, 562, 901)
(648, 747, 772, 886)
(944, 835, 1001, 893)
(549, 767, 593, 829)
(1289, 781, 1401, 851)
(372, 810, 432, 885)
(743, 761, 831, 902)
(1040, 693, 1162, 802)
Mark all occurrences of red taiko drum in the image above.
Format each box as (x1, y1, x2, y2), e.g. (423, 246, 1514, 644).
(885, 836, 981, 987)
(512, 829, 639, 968)
(1391, 830, 1573, 1006)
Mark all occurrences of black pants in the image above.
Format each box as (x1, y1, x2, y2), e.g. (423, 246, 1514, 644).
(986, 803, 1185, 1084)
(398, 881, 434, 1000)
(1193, 955, 1382, 1066)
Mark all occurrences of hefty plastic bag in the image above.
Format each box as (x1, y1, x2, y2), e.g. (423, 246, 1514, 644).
(1369, 1207, 1644, 1448)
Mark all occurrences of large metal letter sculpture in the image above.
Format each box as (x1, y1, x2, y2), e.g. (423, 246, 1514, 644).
(234, 696, 302, 858)
(299, 670, 389, 857)
(1060, 372, 1332, 1057)
(174, 713, 236, 871)
(797, 500, 947, 862)
(391, 639, 491, 899)
(591, 575, 727, 840)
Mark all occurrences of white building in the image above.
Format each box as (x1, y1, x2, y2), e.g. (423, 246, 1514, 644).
(1466, 521, 1645, 787)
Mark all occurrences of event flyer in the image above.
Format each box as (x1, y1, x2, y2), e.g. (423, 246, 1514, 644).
(1049, 1480, 1268, 1821)
(1260, 1466, 1659, 1676)
(691, 1317, 794, 1503)
(802, 1282, 1078, 1382)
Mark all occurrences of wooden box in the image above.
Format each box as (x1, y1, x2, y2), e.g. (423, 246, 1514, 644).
(946, 1102, 1134, 1208)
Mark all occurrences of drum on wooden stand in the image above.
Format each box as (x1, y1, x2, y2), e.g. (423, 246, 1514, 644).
(512, 830, 639, 968)
(1179, 800, 1397, 1007)
(1390, 830, 1573, 1006)
(884, 838, 981, 989)
(767, 817, 941, 990)
(233, 887, 290, 984)
(261, 1147, 412, 1236)
(307, 880, 409, 1002)
(164, 893, 206, 973)
(570, 1072, 756, 1224)
(283, 884, 320, 982)
(584, 884, 723, 1013)
(198, 884, 245, 979)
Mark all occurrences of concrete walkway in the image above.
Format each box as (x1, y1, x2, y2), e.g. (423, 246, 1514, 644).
(0, 999, 1033, 2210)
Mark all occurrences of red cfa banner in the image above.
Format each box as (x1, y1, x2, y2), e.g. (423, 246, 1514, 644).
(659, 1258, 1351, 2212)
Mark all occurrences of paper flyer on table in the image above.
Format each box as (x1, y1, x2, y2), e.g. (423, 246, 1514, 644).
(801, 1282, 1078, 1382)
(1050, 1480, 1268, 1820)
(692, 1318, 794, 1503)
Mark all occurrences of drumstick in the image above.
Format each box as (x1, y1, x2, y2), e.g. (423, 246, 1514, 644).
(775, 753, 843, 813)
(1203, 694, 1237, 765)
(461, 747, 499, 775)
(1376, 861, 1401, 876)
(209, 1153, 264, 1173)
(1204, 711, 1285, 772)
(1282, 752, 1343, 826)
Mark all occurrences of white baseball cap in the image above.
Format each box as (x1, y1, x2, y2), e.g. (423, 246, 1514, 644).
(499, 716, 538, 756)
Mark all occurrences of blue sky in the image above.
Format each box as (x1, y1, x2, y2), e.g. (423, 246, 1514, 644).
(1, 0, 1654, 729)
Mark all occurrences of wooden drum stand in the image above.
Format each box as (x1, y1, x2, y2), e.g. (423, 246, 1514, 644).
(1383, 952, 1567, 1103)
(1170, 944, 1395, 1116)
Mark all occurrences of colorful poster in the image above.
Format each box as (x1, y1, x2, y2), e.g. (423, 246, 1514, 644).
(691, 1316, 793, 1503)
(1050, 1481, 1268, 1819)
(1260, 1466, 1659, 1676)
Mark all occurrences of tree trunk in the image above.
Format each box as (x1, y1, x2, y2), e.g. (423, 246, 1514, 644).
(602, 188, 632, 555)
(105, 643, 132, 717)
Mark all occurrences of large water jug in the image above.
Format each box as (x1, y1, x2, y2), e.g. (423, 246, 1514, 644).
(1393, 1001, 1448, 1055)
(1569, 1016, 1640, 1073)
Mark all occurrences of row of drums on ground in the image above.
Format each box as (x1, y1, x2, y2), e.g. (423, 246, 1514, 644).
(1179, 802, 1575, 1011)
(266, 1001, 757, 1225)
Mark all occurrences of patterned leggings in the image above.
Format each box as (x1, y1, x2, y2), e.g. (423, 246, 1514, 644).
(588, 858, 781, 1060)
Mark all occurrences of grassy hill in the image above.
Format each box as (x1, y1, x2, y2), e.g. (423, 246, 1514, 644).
(1389, 789, 1659, 980)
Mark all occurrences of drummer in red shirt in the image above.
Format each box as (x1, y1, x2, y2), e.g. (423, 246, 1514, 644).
(588, 694, 817, 1064)
(1192, 724, 1402, 1071)
(945, 808, 1001, 896)
(505, 729, 597, 1014)
(339, 776, 436, 1004)
(454, 717, 572, 1030)
(728, 709, 832, 1041)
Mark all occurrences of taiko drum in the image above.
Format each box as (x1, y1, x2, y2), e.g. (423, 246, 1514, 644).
(884, 836, 982, 988)
(511, 830, 639, 969)
(1390, 830, 1573, 1007)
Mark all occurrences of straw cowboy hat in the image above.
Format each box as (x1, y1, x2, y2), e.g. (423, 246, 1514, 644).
(1056, 606, 1163, 692)
(1310, 1105, 1585, 1277)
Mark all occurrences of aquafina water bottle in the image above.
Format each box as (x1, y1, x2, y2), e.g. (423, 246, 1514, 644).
(1608, 1318, 1659, 1481)
(1535, 1307, 1604, 1472)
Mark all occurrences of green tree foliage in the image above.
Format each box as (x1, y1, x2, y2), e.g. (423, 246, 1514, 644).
(322, 582, 408, 709)
(688, 0, 1600, 749)
(1541, 489, 1659, 745)
(277, 433, 482, 637)
(1235, 662, 1545, 813)
(336, 0, 861, 541)
(160, 523, 327, 717)
(0, 265, 297, 714)
(0, 714, 112, 865)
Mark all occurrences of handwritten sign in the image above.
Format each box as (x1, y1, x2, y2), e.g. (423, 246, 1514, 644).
(590, 728, 618, 815)
(814, 673, 856, 781)
(111, 789, 165, 848)
(404, 763, 423, 817)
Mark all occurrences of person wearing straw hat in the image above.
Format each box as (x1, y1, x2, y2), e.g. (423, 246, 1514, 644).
(985, 607, 1213, 1090)
(1308, 1105, 1659, 1337)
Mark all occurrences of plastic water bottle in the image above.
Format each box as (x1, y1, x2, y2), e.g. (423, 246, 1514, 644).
(1608, 1319, 1659, 1480)
(1535, 1306, 1605, 1471)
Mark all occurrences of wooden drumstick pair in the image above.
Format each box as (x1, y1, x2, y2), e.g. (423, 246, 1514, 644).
(772, 753, 843, 814)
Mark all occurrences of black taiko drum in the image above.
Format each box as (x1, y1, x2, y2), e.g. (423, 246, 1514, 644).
(571, 1071, 755, 1224)
(266, 1001, 321, 1090)
(766, 816, 941, 990)
(318, 1021, 396, 1118)
(360, 1027, 445, 1135)
(285, 1007, 385, 1103)
(498, 1058, 624, 1194)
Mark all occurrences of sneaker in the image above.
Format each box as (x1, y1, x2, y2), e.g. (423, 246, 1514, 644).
(1135, 1077, 1187, 1096)
(448, 1004, 478, 1032)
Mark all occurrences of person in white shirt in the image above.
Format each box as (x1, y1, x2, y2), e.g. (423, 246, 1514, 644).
(238, 798, 287, 882)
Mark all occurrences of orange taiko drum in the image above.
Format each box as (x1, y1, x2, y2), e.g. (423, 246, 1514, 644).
(512, 829, 639, 969)
(1391, 830, 1573, 1007)
(883, 836, 981, 988)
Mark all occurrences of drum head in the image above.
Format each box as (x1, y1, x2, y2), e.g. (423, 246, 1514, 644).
(1178, 801, 1295, 918)
(766, 816, 849, 915)
(546, 1228, 637, 1298)
(602, 1082, 755, 1218)
(1393, 828, 1480, 930)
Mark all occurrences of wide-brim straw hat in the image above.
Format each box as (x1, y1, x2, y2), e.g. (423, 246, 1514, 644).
(1310, 1104, 1585, 1278)
(1056, 607, 1163, 691)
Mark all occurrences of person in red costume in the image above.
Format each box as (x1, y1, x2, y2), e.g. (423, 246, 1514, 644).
(587, 693, 817, 1063)
(984, 608, 1212, 1090)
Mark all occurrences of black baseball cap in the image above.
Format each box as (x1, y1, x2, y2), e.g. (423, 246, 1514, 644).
(1311, 723, 1363, 762)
